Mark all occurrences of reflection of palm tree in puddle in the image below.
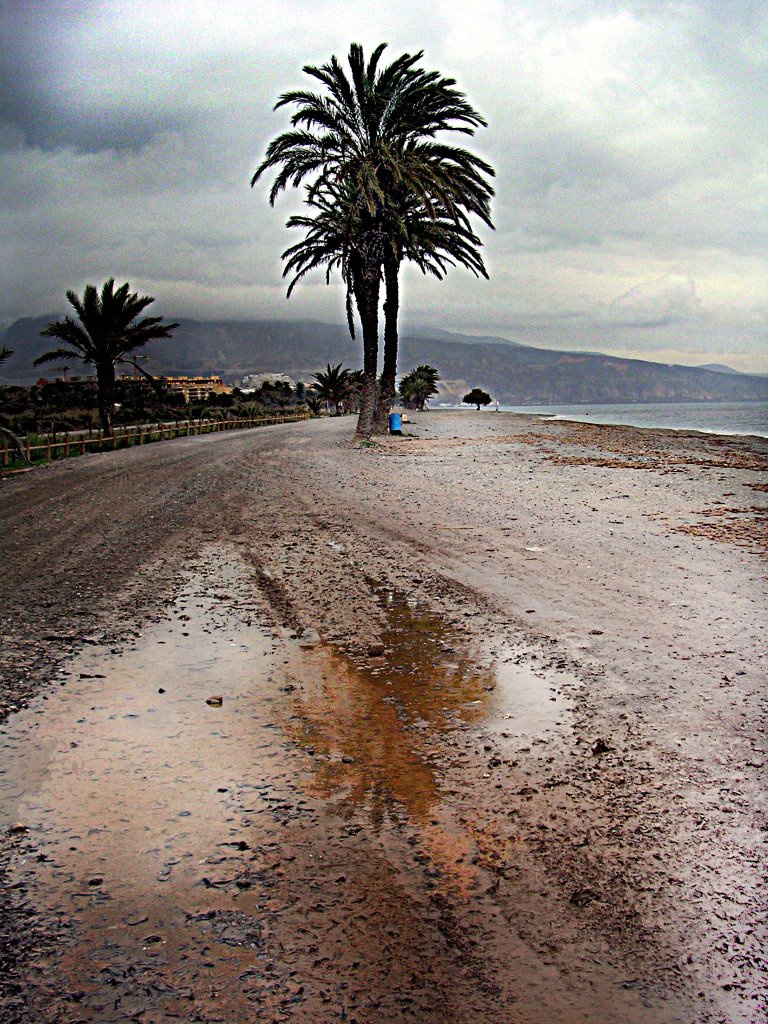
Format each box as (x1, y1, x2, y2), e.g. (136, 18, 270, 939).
(284, 590, 493, 897)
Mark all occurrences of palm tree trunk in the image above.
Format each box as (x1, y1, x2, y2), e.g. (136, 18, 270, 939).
(351, 236, 383, 438)
(372, 249, 400, 434)
(96, 362, 116, 433)
(354, 271, 381, 438)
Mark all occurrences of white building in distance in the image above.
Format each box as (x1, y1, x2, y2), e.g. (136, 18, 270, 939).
(239, 372, 296, 390)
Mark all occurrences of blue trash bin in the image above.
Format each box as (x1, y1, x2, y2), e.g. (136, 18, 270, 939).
(388, 412, 402, 434)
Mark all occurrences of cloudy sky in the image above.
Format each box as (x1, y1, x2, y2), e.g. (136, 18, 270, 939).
(1, 0, 765, 370)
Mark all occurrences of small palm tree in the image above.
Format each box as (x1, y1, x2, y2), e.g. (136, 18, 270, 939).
(239, 401, 263, 420)
(35, 279, 178, 432)
(311, 363, 353, 416)
(399, 364, 440, 411)
(306, 393, 324, 417)
(201, 406, 226, 421)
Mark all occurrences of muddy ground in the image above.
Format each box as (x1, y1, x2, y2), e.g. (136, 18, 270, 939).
(0, 411, 766, 1023)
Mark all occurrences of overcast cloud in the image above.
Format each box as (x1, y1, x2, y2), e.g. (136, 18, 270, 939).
(0, 0, 765, 369)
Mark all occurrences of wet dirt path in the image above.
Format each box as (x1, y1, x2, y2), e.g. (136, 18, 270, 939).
(0, 545, 689, 1024)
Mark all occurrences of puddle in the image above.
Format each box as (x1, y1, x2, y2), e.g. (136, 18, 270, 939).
(0, 551, 579, 1022)
(283, 585, 491, 821)
(486, 657, 573, 740)
(0, 555, 300, 1019)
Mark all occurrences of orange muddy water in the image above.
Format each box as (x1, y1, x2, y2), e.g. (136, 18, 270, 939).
(0, 548, 685, 1023)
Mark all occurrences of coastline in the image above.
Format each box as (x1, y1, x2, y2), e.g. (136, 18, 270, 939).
(1, 411, 766, 1022)
(437, 400, 768, 439)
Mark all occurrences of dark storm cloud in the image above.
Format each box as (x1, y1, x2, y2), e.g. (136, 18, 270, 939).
(0, 1, 188, 151)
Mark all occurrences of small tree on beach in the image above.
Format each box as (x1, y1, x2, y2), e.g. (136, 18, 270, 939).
(463, 388, 491, 410)
(35, 279, 178, 433)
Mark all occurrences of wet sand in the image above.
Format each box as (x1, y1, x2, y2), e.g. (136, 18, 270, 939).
(1, 411, 766, 1023)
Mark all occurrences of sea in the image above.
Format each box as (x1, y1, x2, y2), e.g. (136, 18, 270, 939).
(493, 400, 768, 438)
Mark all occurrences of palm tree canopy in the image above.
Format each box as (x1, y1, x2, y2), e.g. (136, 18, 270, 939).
(253, 44, 493, 222)
(253, 45, 493, 331)
(35, 279, 178, 370)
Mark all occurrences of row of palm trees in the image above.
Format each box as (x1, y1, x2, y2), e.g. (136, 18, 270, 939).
(22, 276, 442, 438)
(252, 43, 494, 437)
(309, 361, 441, 416)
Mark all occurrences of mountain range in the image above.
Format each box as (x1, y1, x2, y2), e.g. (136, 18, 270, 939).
(2, 315, 766, 406)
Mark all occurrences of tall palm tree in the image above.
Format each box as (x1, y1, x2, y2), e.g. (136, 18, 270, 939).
(35, 279, 178, 432)
(252, 42, 494, 437)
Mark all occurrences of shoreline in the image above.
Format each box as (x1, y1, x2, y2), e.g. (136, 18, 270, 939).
(431, 403, 768, 439)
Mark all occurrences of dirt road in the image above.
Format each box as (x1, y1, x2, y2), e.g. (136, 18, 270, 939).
(1, 412, 766, 1023)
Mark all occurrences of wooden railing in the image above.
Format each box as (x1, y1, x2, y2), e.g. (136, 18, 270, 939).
(0, 412, 311, 470)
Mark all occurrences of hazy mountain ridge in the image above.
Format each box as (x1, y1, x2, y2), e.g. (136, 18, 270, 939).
(698, 363, 741, 374)
(2, 315, 766, 405)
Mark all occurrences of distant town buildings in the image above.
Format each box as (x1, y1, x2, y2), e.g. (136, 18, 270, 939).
(116, 373, 233, 402)
(161, 376, 232, 402)
(239, 372, 296, 391)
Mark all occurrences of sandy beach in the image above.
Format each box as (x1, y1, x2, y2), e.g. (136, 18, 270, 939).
(1, 410, 766, 1023)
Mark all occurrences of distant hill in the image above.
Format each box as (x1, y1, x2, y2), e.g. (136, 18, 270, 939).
(2, 315, 767, 405)
(0, 316, 359, 384)
(698, 363, 742, 374)
(399, 333, 768, 405)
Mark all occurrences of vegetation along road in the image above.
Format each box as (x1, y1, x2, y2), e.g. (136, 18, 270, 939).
(1, 412, 766, 1023)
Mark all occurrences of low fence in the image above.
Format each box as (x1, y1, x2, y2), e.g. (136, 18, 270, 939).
(1, 412, 311, 470)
